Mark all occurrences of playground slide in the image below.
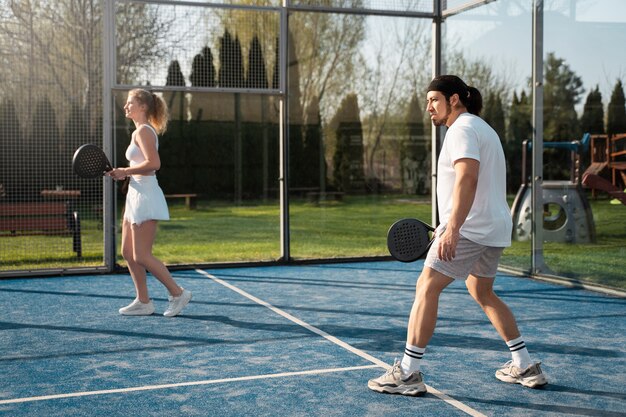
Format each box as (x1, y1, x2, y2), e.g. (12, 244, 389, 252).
(582, 173, 626, 205)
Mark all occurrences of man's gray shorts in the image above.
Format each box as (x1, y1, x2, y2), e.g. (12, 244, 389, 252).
(424, 234, 504, 280)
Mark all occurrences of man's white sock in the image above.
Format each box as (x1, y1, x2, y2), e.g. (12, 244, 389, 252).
(400, 343, 425, 375)
(506, 336, 532, 369)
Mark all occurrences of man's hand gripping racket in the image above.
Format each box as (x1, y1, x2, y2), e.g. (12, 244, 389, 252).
(387, 218, 435, 262)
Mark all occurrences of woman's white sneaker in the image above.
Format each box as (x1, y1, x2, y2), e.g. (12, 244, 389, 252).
(163, 288, 192, 317)
(119, 299, 155, 316)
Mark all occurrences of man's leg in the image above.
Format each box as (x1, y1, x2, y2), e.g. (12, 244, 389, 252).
(407, 267, 455, 347)
(466, 274, 547, 388)
(368, 267, 453, 396)
(465, 275, 520, 342)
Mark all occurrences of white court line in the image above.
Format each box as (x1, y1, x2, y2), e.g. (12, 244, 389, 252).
(0, 365, 379, 405)
(197, 269, 487, 417)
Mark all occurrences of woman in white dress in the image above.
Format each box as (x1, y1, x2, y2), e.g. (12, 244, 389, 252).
(107, 88, 191, 317)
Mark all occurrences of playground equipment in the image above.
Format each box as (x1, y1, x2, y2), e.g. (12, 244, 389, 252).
(511, 133, 596, 243)
(582, 133, 626, 205)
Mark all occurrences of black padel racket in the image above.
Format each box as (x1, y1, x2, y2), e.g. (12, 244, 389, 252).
(387, 218, 435, 262)
(72, 144, 113, 179)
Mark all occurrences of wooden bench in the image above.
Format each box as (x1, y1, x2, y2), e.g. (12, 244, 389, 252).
(306, 191, 345, 203)
(0, 202, 82, 257)
(165, 193, 198, 209)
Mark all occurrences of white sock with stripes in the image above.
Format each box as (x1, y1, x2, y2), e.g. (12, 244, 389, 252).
(400, 343, 425, 375)
(507, 336, 532, 369)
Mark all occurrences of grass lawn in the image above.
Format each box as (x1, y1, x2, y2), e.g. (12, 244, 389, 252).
(1, 195, 624, 291)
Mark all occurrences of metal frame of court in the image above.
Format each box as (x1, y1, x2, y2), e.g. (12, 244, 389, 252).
(95, 0, 553, 278)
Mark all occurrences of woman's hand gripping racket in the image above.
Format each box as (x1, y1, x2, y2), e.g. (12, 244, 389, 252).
(72, 144, 113, 179)
(387, 218, 435, 262)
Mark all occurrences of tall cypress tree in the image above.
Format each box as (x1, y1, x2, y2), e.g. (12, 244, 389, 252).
(0, 99, 22, 199)
(243, 35, 269, 196)
(303, 96, 324, 189)
(607, 79, 626, 136)
(160, 60, 188, 193)
(164, 60, 186, 121)
(580, 85, 605, 134)
(218, 30, 244, 88)
(31, 97, 60, 196)
(246, 36, 268, 90)
(332, 94, 364, 193)
(64, 102, 88, 190)
(402, 92, 426, 194)
(286, 29, 305, 190)
(190, 46, 216, 88)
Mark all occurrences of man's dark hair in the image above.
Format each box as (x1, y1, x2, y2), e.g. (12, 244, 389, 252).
(427, 75, 483, 116)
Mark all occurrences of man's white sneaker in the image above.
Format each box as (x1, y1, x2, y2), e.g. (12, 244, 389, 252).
(163, 288, 192, 317)
(495, 361, 548, 388)
(119, 298, 155, 316)
(368, 360, 427, 396)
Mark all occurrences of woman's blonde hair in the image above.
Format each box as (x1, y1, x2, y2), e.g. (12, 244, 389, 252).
(128, 88, 169, 134)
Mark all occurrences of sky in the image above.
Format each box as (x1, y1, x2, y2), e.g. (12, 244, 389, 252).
(445, 0, 626, 110)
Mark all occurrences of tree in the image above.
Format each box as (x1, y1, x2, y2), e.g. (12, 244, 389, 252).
(607, 79, 626, 136)
(190, 46, 216, 88)
(246, 36, 268, 90)
(0, 1, 174, 136)
(164, 60, 186, 121)
(483, 92, 506, 140)
(64, 102, 89, 189)
(401, 93, 428, 194)
(331, 94, 364, 192)
(289, 5, 366, 122)
(188, 46, 217, 122)
(30, 97, 60, 197)
(302, 96, 325, 189)
(506, 90, 532, 191)
(446, 50, 513, 104)
(358, 18, 424, 188)
(218, 30, 244, 88)
(243, 35, 271, 197)
(580, 86, 605, 134)
(0, 99, 22, 199)
(507, 90, 532, 143)
(543, 53, 584, 180)
(543, 52, 583, 141)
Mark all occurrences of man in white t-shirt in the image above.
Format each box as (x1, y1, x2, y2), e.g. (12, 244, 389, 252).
(368, 75, 547, 396)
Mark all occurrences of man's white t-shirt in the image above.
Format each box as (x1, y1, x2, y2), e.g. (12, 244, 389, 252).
(437, 112, 512, 247)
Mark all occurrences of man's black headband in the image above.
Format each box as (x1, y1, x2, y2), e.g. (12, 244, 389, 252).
(427, 75, 469, 98)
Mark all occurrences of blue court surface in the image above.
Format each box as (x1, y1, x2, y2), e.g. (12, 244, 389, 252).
(1, 261, 625, 417)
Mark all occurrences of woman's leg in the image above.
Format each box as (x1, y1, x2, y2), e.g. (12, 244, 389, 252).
(130, 220, 182, 297)
(122, 218, 150, 303)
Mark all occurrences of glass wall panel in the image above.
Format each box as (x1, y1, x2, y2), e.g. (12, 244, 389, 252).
(290, 0, 433, 13)
(288, 11, 433, 259)
(115, 1, 279, 92)
(444, 0, 626, 291)
(542, 0, 626, 290)
(113, 90, 281, 265)
(0, 1, 105, 274)
(442, 2, 532, 273)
